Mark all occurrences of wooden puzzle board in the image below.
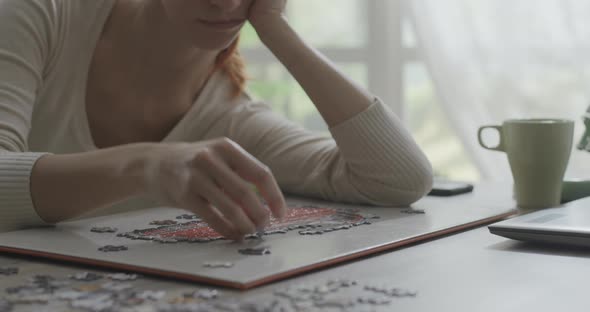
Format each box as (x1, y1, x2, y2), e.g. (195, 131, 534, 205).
(0, 183, 516, 289)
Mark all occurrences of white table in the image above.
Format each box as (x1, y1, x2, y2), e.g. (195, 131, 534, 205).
(2, 183, 585, 312)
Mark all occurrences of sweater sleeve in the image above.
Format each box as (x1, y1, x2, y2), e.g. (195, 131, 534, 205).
(0, 0, 56, 231)
(219, 97, 433, 207)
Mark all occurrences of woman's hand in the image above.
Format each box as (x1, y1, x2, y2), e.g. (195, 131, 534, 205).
(143, 138, 286, 240)
(248, 0, 287, 33)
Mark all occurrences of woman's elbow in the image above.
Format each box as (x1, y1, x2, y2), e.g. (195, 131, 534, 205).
(401, 153, 434, 202)
(374, 185, 430, 207)
(355, 164, 434, 207)
(413, 161, 434, 198)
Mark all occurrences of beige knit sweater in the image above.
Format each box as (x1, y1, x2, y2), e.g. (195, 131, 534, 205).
(0, 0, 432, 232)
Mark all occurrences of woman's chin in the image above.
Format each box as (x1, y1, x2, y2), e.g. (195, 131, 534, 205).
(190, 35, 239, 51)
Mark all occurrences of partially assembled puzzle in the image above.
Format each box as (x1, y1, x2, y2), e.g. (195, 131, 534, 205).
(0, 188, 516, 289)
(118, 204, 377, 244)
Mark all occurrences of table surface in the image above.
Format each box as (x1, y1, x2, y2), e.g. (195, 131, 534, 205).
(2, 183, 590, 312)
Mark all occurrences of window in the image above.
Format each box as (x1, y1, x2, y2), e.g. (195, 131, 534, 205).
(240, 0, 480, 181)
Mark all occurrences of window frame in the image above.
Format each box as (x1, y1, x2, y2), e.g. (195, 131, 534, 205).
(239, 0, 421, 122)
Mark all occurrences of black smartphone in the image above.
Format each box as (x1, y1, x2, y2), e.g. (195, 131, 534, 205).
(428, 180, 474, 196)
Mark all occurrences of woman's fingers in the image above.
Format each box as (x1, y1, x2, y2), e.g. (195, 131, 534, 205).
(203, 185, 258, 236)
(190, 164, 256, 236)
(182, 169, 254, 239)
(204, 157, 270, 230)
(190, 145, 263, 234)
(170, 138, 286, 239)
(186, 194, 240, 240)
(215, 138, 287, 219)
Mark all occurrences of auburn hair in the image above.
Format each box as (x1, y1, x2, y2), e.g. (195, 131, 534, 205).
(214, 36, 246, 98)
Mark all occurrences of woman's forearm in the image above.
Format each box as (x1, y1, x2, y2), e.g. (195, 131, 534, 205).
(30, 143, 154, 223)
(256, 17, 374, 127)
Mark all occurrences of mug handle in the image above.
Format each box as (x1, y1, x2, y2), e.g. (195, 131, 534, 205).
(477, 125, 504, 151)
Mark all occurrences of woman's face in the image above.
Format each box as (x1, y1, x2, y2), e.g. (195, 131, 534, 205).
(161, 0, 252, 50)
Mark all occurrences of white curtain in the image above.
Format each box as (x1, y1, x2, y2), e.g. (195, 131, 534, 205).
(408, 0, 590, 180)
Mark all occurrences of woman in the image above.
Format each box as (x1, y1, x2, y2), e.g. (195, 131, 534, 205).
(0, 0, 433, 240)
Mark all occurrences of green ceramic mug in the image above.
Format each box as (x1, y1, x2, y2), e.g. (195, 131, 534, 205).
(478, 119, 574, 211)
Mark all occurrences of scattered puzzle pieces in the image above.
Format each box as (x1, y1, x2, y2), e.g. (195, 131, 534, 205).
(175, 214, 201, 220)
(106, 273, 138, 281)
(0, 267, 18, 276)
(149, 220, 178, 226)
(90, 226, 118, 233)
(400, 209, 426, 214)
(97, 245, 128, 252)
(238, 247, 271, 256)
(2, 269, 418, 311)
(184, 289, 219, 300)
(203, 261, 234, 268)
(69, 272, 102, 282)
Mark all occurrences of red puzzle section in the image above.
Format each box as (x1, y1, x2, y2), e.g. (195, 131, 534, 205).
(120, 205, 369, 242)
